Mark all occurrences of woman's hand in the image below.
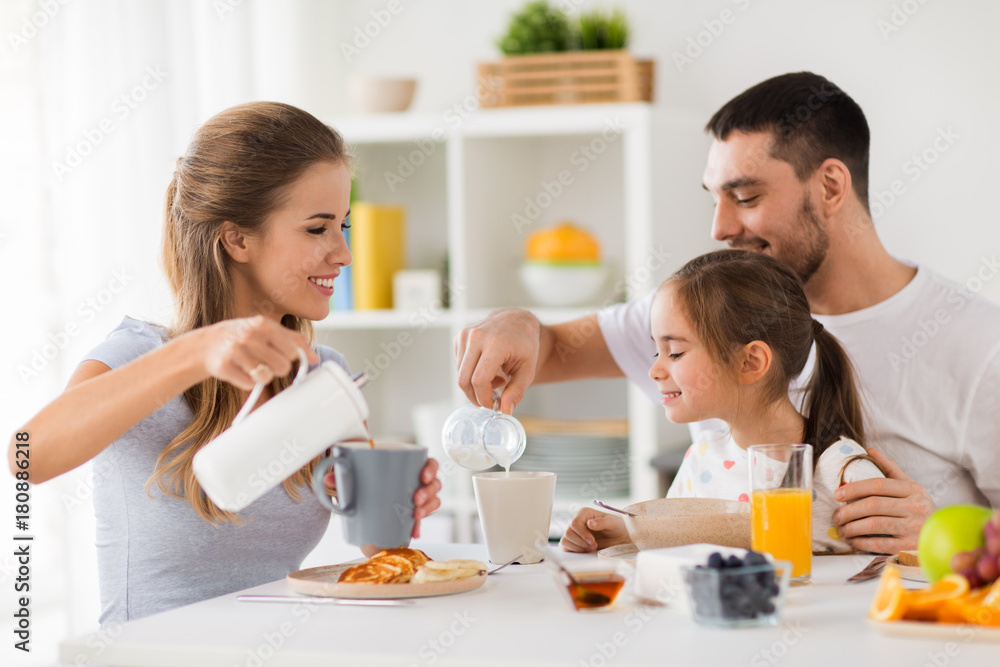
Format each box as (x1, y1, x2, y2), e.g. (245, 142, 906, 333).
(322, 471, 338, 497)
(200, 315, 319, 390)
(411, 458, 442, 538)
(321, 458, 441, 539)
(559, 508, 631, 553)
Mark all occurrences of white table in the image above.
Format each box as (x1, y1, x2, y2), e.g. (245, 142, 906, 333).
(60, 544, 999, 666)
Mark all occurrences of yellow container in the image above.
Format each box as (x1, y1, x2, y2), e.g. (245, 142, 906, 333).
(350, 203, 405, 310)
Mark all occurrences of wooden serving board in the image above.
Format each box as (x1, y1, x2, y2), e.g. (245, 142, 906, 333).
(867, 618, 1000, 642)
(287, 563, 487, 599)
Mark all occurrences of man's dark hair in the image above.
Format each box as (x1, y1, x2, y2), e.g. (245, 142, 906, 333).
(706, 72, 870, 210)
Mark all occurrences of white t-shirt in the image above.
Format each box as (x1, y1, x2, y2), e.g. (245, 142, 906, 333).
(599, 264, 1000, 508)
(667, 431, 884, 553)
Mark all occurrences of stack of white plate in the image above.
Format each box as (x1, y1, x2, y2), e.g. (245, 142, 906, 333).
(511, 418, 629, 500)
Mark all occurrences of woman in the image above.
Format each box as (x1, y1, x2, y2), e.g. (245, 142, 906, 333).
(10, 102, 442, 625)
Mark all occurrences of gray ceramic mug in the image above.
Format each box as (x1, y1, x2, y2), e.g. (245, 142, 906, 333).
(311, 441, 427, 549)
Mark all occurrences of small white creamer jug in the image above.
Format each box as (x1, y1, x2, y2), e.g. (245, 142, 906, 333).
(441, 398, 526, 471)
(193, 349, 369, 512)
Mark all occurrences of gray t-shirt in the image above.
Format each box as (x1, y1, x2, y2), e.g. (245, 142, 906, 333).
(84, 316, 349, 625)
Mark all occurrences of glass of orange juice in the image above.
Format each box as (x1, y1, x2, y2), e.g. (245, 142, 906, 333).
(748, 444, 812, 585)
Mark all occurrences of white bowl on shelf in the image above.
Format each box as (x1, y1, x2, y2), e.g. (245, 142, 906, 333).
(520, 263, 607, 307)
(347, 76, 417, 113)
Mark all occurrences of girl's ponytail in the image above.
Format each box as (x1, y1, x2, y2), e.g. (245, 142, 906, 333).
(803, 320, 866, 458)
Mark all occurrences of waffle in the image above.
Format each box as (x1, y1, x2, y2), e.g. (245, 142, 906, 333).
(338, 559, 406, 584)
(412, 559, 487, 584)
(337, 548, 430, 584)
(371, 548, 431, 567)
(336, 551, 487, 585)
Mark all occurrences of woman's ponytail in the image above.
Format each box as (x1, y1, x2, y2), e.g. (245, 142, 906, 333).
(803, 321, 866, 458)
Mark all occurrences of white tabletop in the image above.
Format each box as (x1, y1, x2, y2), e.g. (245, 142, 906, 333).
(59, 544, 999, 666)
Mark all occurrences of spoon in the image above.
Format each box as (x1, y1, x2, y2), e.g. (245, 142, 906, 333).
(486, 554, 522, 575)
(593, 500, 637, 517)
(552, 558, 611, 607)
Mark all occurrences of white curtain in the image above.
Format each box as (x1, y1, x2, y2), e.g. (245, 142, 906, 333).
(1, 1, 350, 661)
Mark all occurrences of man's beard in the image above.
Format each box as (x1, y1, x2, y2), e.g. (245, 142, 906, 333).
(785, 193, 830, 284)
(726, 192, 830, 284)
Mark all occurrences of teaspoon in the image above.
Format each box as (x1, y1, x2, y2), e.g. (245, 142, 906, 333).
(593, 500, 637, 517)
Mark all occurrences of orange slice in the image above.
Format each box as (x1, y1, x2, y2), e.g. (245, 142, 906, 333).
(905, 574, 969, 621)
(983, 577, 1000, 609)
(941, 589, 998, 626)
(938, 589, 987, 624)
(969, 579, 1000, 626)
(869, 565, 909, 621)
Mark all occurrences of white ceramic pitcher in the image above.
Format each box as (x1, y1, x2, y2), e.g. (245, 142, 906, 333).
(193, 349, 370, 512)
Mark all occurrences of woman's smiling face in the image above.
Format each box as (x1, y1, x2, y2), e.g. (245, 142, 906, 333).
(238, 160, 353, 321)
(647, 284, 738, 425)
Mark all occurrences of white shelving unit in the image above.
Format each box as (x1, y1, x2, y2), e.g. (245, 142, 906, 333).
(314, 103, 713, 544)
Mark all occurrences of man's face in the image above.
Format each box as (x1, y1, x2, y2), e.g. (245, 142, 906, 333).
(702, 130, 829, 284)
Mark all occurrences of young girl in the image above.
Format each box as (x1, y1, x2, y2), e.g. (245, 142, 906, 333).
(561, 249, 885, 554)
(9, 102, 441, 625)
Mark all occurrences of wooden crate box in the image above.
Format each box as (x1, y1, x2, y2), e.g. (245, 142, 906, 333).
(477, 50, 655, 108)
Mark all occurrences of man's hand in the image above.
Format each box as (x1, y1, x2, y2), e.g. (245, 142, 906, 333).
(454, 309, 542, 414)
(559, 508, 632, 553)
(832, 448, 936, 554)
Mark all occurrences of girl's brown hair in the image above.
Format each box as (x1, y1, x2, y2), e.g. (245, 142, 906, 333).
(665, 249, 865, 462)
(152, 101, 352, 522)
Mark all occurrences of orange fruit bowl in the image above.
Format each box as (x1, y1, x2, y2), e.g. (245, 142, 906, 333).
(525, 222, 601, 263)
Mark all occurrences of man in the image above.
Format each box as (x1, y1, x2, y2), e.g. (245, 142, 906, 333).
(455, 72, 1000, 554)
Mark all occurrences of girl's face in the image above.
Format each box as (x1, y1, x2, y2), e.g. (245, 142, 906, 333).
(647, 285, 738, 424)
(240, 160, 352, 321)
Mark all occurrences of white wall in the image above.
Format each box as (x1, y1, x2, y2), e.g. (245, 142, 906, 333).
(2, 1, 998, 662)
(340, 0, 1000, 302)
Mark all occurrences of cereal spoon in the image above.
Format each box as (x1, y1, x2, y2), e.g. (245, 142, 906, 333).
(593, 500, 636, 517)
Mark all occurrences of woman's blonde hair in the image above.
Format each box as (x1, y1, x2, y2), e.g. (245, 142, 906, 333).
(151, 101, 352, 522)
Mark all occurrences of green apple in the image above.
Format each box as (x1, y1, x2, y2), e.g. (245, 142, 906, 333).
(918, 504, 993, 583)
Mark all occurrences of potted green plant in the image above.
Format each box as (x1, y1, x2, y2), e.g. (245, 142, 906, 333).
(576, 8, 629, 50)
(481, 2, 652, 108)
(496, 0, 572, 55)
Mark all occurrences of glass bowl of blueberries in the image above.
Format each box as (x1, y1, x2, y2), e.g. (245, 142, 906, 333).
(681, 550, 791, 628)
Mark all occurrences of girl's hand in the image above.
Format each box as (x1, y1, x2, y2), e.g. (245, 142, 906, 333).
(199, 315, 319, 390)
(560, 508, 631, 552)
(412, 458, 443, 539)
